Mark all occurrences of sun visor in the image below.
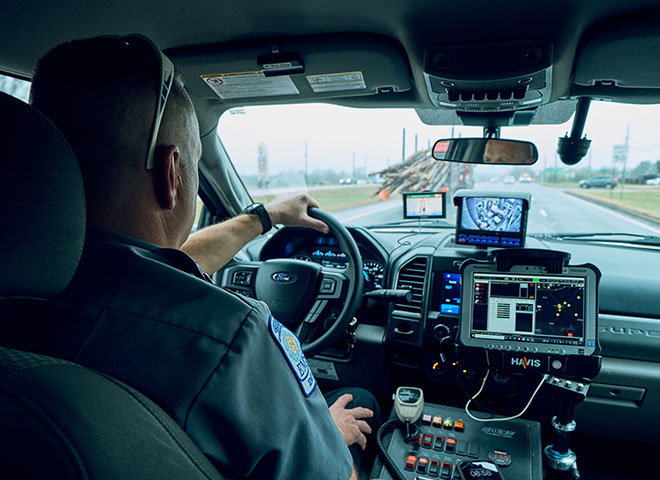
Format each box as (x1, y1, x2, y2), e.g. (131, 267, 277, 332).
(167, 34, 411, 106)
(415, 99, 577, 127)
(575, 18, 660, 88)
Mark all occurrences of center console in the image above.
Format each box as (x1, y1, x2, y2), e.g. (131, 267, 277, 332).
(371, 402, 542, 479)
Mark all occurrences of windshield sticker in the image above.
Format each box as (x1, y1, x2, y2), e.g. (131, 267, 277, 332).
(202, 71, 300, 100)
(306, 71, 366, 93)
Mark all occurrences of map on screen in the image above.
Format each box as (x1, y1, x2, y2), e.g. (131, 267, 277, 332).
(404, 192, 446, 218)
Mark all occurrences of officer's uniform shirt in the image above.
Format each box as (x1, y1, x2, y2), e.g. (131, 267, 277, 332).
(2, 226, 353, 479)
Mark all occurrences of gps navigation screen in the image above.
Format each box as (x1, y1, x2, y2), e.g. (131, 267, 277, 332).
(470, 273, 586, 347)
(461, 197, 523, 233)
(403, 192, 446, 219)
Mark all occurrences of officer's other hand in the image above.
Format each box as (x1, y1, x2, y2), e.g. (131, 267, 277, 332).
(265, 193, 330, 234)
(328, 393, 374, 450)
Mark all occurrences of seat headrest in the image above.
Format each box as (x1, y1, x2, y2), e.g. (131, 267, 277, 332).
(0, 92, 85, 297)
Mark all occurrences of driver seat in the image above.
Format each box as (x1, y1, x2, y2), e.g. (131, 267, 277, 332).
(0, 91, 223, 479)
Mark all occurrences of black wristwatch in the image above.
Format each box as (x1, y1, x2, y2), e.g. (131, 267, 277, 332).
(243, 202, 272, 234)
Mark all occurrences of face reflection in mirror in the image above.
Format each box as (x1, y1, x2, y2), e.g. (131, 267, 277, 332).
(483, 139, 537, 165)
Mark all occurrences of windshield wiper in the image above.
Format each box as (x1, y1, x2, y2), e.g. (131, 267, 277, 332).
(367, 219, 453, 229)
(531, 232, 660, 246)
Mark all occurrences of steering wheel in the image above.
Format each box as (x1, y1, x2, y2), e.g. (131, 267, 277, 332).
(219, 207, 364, 357)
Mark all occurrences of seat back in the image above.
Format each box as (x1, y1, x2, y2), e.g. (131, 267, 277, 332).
(0, 91, 223, 479)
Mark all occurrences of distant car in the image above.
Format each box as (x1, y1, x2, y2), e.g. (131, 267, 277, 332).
(646, 177, 660, 185)
(519, 174, 532, 183)
(578, 175, 618, 189)
(503, 175, 516, 184)
(339, 177, 354, 185)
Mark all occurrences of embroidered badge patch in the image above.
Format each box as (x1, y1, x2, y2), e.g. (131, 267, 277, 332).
(270, 315, 317, 397)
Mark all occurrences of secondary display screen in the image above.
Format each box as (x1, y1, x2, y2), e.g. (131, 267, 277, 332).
(440, 273, 461, 315)
(469, 273, 586, 348)
(403, 192, 446, 219)
(461, 197, 523, 232)
(455, 193, 529, 248)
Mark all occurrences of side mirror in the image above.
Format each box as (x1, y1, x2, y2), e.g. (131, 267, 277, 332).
(432, 138, 538, 165)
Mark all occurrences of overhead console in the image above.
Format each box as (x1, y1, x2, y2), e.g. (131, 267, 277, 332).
(422, 39, 553, 123)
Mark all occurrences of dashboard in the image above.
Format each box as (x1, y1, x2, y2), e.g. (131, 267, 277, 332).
(259, 227, 387, 292)
(246, 218, 660, 448)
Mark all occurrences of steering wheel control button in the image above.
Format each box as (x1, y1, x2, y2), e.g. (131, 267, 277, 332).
(233, 271, 253, 286)
(489, 450, 512, 467)
(320, 278, 336, 294)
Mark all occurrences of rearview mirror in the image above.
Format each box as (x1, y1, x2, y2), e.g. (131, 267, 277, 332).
(432, 138, 538, 165)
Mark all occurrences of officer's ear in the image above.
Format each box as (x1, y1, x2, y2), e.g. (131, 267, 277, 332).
(152, 144, 180, 210)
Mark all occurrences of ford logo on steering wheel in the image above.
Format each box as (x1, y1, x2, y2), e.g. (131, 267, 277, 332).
(272, 272, 296, 283)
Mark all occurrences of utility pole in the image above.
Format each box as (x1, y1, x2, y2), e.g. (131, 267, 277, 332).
(414, 133, 418, 153)
(543, 154, 547, 183)
(352, 151, 356, 178)
(402, 128, 406, 163)
(304, 140, 308, 185)
(363, 155, 367, 179)
(553, 151, 558, 184)
(620, 123, 630, 200)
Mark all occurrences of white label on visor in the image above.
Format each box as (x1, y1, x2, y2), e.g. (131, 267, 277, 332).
(202, 71, 299, 99)
(306, 71, 366, 92)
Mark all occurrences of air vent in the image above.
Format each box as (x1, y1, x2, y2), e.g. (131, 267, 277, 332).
(394, 257, 428, 314)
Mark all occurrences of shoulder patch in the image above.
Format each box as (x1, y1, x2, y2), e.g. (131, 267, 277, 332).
(269, 315, 317, 397)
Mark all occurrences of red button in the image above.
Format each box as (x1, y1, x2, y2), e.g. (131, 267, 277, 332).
(434, 435, 445, 450)
(441, 462, 452, 478)
(423, 433, 434, 448)
(405, 455, 417, 470)
(445, 437, 456, 453)
(417, 457, 428, 473)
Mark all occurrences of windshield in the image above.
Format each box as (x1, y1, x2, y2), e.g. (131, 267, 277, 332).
(218, 102, 660, 237)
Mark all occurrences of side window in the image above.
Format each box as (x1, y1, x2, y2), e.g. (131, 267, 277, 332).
(0, 73, 30, 102)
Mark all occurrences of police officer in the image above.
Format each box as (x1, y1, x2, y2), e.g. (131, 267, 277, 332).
(8, 35, 369, 479)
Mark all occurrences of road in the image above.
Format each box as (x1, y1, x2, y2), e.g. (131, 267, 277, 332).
(334, 182, 660, 236)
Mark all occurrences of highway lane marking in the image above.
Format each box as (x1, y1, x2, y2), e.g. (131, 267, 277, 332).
(339, 203, 400, 223)
(572, 196, 660, 236)
(540, 209, 548, 217)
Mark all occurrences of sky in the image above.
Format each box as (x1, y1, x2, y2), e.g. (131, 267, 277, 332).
(219, 101, 660, 177)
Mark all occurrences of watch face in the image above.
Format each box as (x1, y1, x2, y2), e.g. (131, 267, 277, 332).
(398, 387, 421, 404)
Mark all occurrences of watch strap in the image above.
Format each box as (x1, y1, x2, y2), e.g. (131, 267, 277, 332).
(243, 203, 272, 234)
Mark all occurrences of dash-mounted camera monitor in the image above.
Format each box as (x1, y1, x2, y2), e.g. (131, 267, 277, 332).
(403, 191, 447, 219)
(454, 190, 531, 248)
(458, 262, 599, 356)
